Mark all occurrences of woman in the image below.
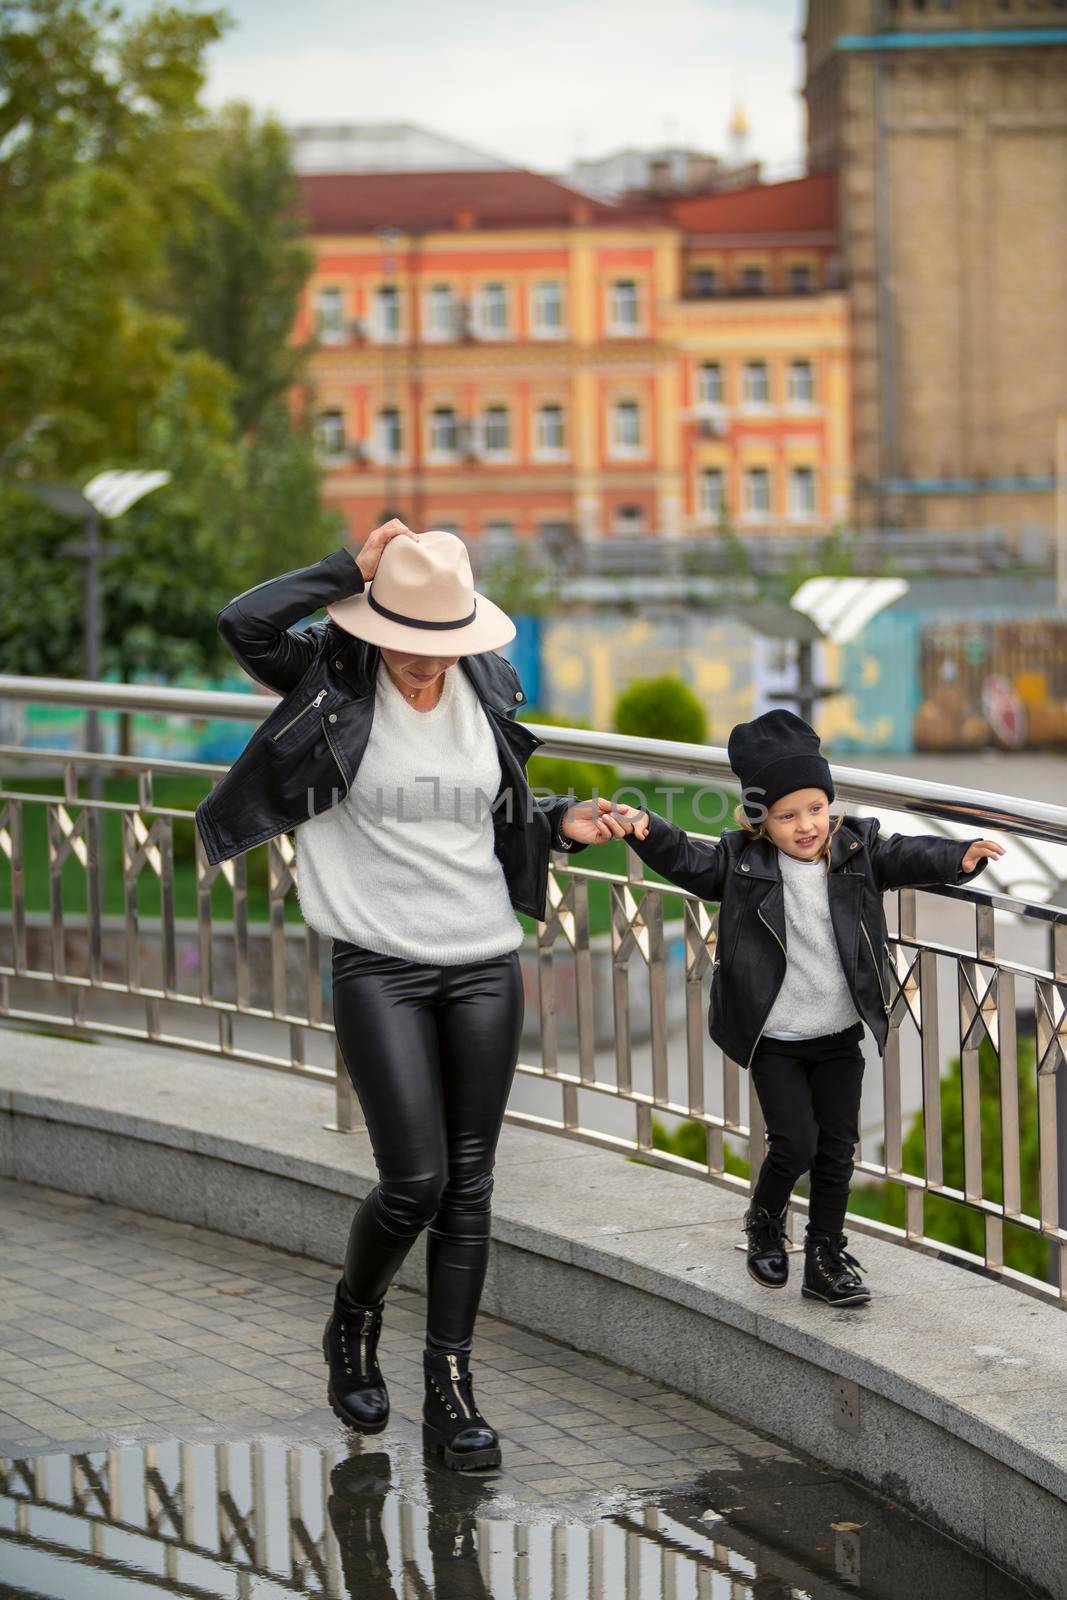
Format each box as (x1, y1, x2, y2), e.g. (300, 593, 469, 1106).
(196, 520, 616, 1471)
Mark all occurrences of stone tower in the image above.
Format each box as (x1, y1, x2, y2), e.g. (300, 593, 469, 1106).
(803, 0, 1067, 541)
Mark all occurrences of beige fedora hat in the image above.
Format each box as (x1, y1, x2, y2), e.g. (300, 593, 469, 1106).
(326, 530, 515, 655)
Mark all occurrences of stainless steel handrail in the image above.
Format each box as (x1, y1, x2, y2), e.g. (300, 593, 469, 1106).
(1, 676, 1064, 1303)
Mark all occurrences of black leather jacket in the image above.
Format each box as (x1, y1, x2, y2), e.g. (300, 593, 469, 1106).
(628, 812, 987, 1067)
(195, 546, 583, 920)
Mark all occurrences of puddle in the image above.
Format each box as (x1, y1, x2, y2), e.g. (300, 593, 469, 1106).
(0, 1432, 1040, 1599)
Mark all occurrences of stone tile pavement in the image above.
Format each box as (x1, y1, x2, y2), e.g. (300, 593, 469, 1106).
(0, 1176, 787, 1503)
(0, 1179, 1043, 1599)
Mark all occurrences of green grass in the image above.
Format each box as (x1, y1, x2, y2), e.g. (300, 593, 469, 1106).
(0, 771, 736, 938)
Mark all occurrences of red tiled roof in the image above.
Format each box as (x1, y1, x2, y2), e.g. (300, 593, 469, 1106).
(297, 169, 658, 234)
(669, 173, 836, 236)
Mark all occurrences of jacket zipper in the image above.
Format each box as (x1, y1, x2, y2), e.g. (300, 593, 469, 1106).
(860, 919, 891, 1015)
(745, 902, 788, 1070)
(321, 714, 350, 799)
(447, 1352, 472, 1419)
(272, 688, 326, 741)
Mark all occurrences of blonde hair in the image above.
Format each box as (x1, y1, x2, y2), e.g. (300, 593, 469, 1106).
(733, 801, 843, 872)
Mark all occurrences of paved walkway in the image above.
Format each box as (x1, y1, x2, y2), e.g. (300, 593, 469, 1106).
(0, 1180, 1040, 1599)
(0, 1178, 778, 1498)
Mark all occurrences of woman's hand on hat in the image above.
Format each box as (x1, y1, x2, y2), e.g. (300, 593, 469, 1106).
(561, 798, 650, 845)
(961, 837, 1006, 873)
(355, 518, 418, 582)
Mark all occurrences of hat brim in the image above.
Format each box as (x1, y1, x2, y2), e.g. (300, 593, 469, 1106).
(326, 586, 516, 656)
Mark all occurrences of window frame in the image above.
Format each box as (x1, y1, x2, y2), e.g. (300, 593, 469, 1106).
(742, 360, 771, 410)
(425, 283, 458, 342)
(610, 398, 643, 457)
(315, 286, 347, 344)
(789, 464, 817, 518)
(608, 278, 641, 335)
(700, 467, 725, 521)
(531, 280, 565, 338)
(428, 404, 460, 459)
(315, 408, 347, 459)
(742, 465, 773, 519)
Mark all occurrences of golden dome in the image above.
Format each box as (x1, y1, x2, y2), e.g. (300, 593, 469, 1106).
(729, 102, 750, 138)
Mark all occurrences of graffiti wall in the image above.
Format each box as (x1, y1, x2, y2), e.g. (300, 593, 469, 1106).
(914, 619, 1067, 751)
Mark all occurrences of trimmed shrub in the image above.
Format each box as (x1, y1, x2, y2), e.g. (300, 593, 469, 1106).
(614, 675, 707, 746)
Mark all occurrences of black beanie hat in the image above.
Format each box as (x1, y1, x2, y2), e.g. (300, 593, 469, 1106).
(727, 709, 834, 824)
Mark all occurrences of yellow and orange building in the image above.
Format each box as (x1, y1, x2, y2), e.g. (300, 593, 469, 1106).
(295, 169, 850, 544)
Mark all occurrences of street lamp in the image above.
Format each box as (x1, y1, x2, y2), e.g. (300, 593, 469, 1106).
(25, 469, 171, 788)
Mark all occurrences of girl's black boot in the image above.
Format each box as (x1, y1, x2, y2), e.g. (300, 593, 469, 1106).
(742, 1204, 789, 1288)
(802, 1231, 871, 1306)
(422, 1349, 502, 1472)
(322, 1280, 389, 1433)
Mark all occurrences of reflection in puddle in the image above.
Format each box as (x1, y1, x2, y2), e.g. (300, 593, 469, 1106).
(0, 1435, 1038, 1599)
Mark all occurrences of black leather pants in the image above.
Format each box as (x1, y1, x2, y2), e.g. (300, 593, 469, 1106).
(332, 939, 524, 1351)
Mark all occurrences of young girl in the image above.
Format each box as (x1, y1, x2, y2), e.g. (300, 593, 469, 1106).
(589, 709, 1004, 1307)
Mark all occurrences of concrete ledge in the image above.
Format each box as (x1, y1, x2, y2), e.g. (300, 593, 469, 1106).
(1, 1025, 1065, 1596)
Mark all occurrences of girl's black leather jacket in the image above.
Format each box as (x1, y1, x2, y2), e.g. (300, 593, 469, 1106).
(627, 813, 988, 1066)
(194, 547, 583, 920)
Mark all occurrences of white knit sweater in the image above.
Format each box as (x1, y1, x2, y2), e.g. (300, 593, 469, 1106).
(295, 662, 523, 964)
(762, 849, 862, 1041)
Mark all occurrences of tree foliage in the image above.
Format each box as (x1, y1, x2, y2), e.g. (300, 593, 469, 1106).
(0, 1, 340, 681)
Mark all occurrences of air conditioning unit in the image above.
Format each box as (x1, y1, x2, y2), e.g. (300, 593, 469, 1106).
(348, 442, 370, 465)
(698, 414, 727, 439)
(348, 317, 368, 341)
(455, 421, 480, 461)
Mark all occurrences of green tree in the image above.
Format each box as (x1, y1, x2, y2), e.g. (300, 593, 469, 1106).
(166, 102, 314, 439)
(0, 3, 340, 681)
(850, 1035, 1048, 1282)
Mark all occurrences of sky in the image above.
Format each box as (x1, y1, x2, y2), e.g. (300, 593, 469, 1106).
(154, 0, 809, 176)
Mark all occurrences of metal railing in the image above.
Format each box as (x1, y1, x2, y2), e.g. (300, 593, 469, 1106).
(1, 674, 1065, 1304)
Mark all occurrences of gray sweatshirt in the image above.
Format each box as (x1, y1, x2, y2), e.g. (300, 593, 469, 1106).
(762, 849, 862, 1041)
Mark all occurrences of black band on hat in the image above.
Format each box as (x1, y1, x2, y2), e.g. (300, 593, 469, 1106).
(368, 590, 477, 630)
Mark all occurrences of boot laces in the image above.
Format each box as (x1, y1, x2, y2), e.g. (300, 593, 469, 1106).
(819, 1234, 864, 1287)
(746, 1207, 786, 1253)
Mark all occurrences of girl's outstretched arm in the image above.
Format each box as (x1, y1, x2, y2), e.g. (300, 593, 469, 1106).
(866, 819, 1003, 891)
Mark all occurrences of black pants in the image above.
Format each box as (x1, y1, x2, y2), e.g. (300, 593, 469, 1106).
(750, 1022, 865, 1235)
(331, 938, 524, 1352)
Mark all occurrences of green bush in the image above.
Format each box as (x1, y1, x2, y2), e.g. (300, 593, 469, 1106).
(614, 676, 707, 746)
(519, 708, 618, 802)
(850, 1034, 1048, 1282)
(652, 1116, 749, 1179)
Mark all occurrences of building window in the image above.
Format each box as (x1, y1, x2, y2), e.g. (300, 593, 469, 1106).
(788, 359, 815, 406)
(789, 263, 814, 293)
(790, 466, 817, 517)
(426, 284, 457, 341)
(376, 407, 403, 461)
(688, 266, 719, 298)
(429, 406, 459, 456)
(481, 405, 511, 456)
(613, 504, 646, 535)
(700, 468, 724, 520)
(315, 409, 346, 457)
(531, 280, 564, 336)
(535, 403, 566, 456)
(373, 285, 401, 341)
(742, 361, 770, 407)
(697, 362, 724, 406)
(611, 400, 642, 455)
(483, 520, 515, 554)
(478, 282, 508, 338)
(315, 287, 346, 343)
(743, 466, 772, 517)
(609, 279, 640, 332)
(740, 265, 766, 294)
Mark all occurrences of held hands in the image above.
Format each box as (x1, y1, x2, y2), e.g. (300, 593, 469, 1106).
(961, 838, 1005, 873)
(561, 798, 651, 846)
(355, 518, 418, 582)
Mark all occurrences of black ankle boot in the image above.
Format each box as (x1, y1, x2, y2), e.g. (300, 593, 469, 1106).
(322, 1281, 389, 1433)
(802, 1230, 871, 1306)
(422, 1349, 502, 1472)
(742, 1204, 790, 1288)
